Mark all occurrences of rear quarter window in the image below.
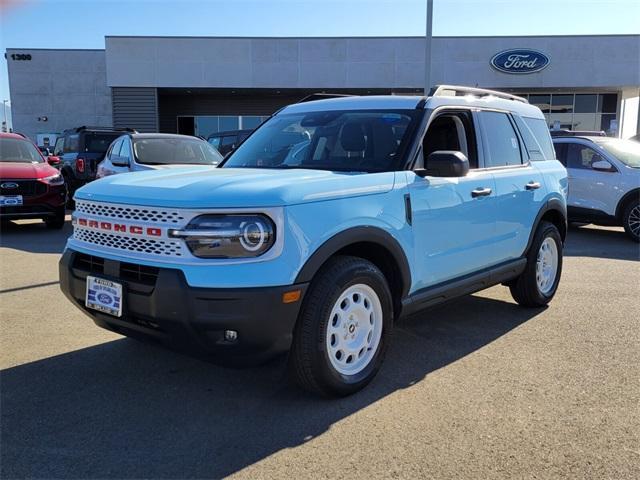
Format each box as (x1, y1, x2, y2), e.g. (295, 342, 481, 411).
(521, 116, 555, 161)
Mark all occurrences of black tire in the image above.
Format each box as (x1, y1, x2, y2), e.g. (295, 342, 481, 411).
(622, 199, 640, 243)
(509, 221, 563, 308)
(45, 207, 66, 229)
(62, 172, 75, 210)
(288, 255, 393, 397)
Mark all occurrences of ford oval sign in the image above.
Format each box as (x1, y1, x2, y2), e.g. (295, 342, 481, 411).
(491, 49, 549, 74)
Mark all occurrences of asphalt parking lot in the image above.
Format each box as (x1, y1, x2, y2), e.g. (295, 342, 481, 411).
(1, 218, 639, 479)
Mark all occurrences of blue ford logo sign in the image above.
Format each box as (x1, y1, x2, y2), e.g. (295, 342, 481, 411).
(97, 293, 113, 305)
(491, 49, 550, 74)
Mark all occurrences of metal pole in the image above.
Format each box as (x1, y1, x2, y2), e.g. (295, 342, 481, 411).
(425, 0, 434, 94)
(2, 100, 7, 132)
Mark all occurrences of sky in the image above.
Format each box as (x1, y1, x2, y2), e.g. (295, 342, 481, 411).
(1, 0, 639, 124)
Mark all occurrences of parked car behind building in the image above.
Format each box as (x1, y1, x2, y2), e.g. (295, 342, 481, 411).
(96, 134, 223, 179)
(553, 136, 640, 241)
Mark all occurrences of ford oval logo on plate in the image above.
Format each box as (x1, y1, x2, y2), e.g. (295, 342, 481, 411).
(491, 49, 550, 74)
(97, 293, 113, 305)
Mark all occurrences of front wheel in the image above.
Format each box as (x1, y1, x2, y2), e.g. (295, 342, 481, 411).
(622, 199, 640, 243)
(509, 221, 563, 307)
(288, 256, 393, 397)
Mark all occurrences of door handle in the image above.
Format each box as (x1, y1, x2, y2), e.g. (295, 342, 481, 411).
(471, 187, 492, 198)
(525, 181, 541, 190)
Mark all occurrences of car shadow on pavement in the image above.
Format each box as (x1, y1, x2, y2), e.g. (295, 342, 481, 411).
(1, 294, 542, 479)
(564, 225, 639, 261)
(0, 217, 72, 254)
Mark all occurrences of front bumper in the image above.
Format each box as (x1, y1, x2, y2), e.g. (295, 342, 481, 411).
(0, 186, 66, 219)
(59, 249, 308, 364)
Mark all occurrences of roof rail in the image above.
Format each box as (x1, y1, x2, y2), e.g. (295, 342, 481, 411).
(550, 129, 606, 137)
(429, 85, 528, 104)
(297, 93, 356, 104)
(68, 126, 138, 133)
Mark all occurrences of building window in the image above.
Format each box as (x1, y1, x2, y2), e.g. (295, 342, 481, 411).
(520, 92, 619, 136)
(188, 115, 270, 138)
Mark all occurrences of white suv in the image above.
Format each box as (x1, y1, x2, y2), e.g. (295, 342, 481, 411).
(553, 136, 640, 242)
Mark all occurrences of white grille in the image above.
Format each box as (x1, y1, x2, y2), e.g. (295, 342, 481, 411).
(75, 201, 185, 224)
(75, 229, 184, 257)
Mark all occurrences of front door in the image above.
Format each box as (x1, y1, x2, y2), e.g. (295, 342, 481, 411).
(408, 109, 498, 291)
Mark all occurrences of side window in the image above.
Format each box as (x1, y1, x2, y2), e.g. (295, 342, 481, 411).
(523, 117, 555, 160)
(221, 136, 236, 148)
(109, 138, 123, 162)
(513, 115, 548, 161)
(119, 137, 131, 162)
(566, 144, 605, 170)
(479, 111, 523, 167)
(208, 137, 221, 149)
(64, 134, 79, 153)
(553, 143, 567, 166)
(53, 137, 64, 156)
(421, 110, 478, 169)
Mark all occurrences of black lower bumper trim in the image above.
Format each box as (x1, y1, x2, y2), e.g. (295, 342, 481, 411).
(59, 249, 308, 364)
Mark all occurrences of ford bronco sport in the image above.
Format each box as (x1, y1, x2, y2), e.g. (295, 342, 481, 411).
(59, 86, 568, 397)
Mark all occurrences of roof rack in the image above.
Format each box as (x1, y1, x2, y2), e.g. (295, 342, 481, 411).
(65, 126, 138, 133)
(297, 93, 356, 104)
(429, 85, 528, 104)
(550, 129, 606, 137)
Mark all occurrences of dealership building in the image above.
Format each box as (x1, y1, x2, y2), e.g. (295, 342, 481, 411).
(6, 34, 640, 143)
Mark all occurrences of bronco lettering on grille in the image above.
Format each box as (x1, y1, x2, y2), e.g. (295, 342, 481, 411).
(75, 217, 162, 237)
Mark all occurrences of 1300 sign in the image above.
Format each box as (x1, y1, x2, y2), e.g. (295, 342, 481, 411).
(11, 54, 32, 61)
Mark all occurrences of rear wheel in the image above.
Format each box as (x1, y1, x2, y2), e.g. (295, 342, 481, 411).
(509, 221, 563, 307)
(622, 199, 640, 242)
(45, 207, 66, 229)
(289, 256, 393, 397)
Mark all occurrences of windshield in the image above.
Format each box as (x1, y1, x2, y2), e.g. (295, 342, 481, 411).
(597, 139, 640, 168)
(222, 110, 419, 172)
(0, 138, 43, 163)
(133, 137, 224, 166)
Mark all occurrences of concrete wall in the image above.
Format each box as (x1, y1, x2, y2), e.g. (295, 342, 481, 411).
(105, 35, 640, 90)
(6, 49, 112, 141)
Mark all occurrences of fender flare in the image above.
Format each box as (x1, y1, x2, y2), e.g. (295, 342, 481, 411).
(615, 188, 640, 220)
(524, 197, 568, 255)
(294, 226, 412, 299)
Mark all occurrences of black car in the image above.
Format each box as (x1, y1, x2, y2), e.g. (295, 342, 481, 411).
(206, 129, 253, 156)
(52, 126, 136, 206)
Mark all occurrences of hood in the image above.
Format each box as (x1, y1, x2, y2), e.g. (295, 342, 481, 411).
(75, 167, 396, 208)
(0, 161, 58, 180)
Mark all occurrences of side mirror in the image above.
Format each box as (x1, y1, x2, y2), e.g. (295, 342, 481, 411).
(47, 156, 61, 166)
(591, 159, 614, 172)
(416, 151, 470, 178)
(111, 156, 130, 167)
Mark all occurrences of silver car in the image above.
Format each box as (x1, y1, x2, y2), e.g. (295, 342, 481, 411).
(97, 133, 223, 179)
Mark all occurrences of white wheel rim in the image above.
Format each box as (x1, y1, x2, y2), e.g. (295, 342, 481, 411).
(536, 237, 559, 295)
(325, 284, 383, 376)
(628, 205, 640, 237)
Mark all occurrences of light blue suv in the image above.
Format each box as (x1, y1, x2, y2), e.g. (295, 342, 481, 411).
(59, 86, 568, 397)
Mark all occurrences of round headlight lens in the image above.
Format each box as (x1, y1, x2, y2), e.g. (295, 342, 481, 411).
(171, 214, 276, 258)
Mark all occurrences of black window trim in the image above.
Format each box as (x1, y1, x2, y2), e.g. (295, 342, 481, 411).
(474, 107, 530, 171)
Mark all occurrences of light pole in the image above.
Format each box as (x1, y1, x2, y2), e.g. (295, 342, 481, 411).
(2, 100, 8, 132)
(425, 0, 434, 94)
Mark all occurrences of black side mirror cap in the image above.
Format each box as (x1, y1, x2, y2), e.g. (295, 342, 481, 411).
(416, 151, 470, 178)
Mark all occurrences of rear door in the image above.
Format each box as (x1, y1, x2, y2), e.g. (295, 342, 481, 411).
(478, 110, 547, 261)
(554, 139, 620, 216)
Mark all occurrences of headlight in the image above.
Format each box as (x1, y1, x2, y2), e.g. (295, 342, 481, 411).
(38, 173, 65, 186)
(169, 214, 276, 258)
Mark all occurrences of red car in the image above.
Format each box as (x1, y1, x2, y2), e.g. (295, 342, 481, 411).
(0, 132, 67, 228)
